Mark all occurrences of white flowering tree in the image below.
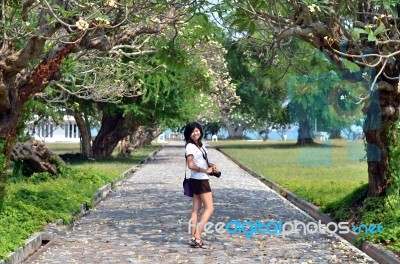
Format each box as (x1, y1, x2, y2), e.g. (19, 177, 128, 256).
(189, 39, 241, 127)
(0, 0, 195, 200)
(190, 42, 241, 136)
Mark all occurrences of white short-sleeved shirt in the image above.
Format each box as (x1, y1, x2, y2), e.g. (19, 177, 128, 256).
(185, 143, 209, 180)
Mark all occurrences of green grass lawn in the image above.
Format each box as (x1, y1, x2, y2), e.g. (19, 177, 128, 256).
(210, 139, 368, 210)
(45, 142, 82, 155)
(46, 142, 161, 175)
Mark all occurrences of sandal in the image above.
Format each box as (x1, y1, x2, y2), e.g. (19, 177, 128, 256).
(189, 236, 196, 246)
(192, 238, 207, 249)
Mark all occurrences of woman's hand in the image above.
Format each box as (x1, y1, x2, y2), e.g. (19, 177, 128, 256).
(210, 164, 218, 173)
(187, 155, 215, 174)
(205, 167, 214, 174)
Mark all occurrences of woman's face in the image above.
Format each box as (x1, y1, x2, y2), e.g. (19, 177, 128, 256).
(190, 127, 201, 142)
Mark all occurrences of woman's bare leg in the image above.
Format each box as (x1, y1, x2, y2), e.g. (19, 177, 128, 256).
(190, 194, 202, 237)
(194, 192, 214, 239)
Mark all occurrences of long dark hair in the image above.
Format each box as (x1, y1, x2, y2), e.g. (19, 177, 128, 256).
(184, 122, 204, 147)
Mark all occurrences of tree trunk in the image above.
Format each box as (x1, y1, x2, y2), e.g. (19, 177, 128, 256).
(69, 110, 92, 159)
(229, 126, 244, 138)
(11, 139, 65, 175)
(0, 102, 21, 202)
(118, 127, 146, 156)
(363, 83, 398, 197)
(0, 44, 75, 203)
(220, 115, 246, 139)
(259, 125, 270, 141)
(119, 125, 161, 156)
(330, 128, 342, 139)
(297, 113, 314, 145)
(224, 124, 244, 139)
(260, 130, 269, 141)
(92, 111, 138, 159)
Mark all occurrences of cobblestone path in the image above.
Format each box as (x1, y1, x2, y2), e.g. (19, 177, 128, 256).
(25, 141, 376, 264)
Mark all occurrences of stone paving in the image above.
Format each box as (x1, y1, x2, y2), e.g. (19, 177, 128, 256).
(25, 141, 377, 264)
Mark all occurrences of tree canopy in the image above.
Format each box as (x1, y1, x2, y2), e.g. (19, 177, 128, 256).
(210, 0, 400, 197)
(0, 1, 240, 201)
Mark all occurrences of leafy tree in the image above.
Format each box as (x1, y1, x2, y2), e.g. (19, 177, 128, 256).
(27, 13, 239, 161)
(224, 40, 289, 139)
(215, 0, 400, 196)
(91, 43, 211, 158)
(0, 1, 198, 202)
(318, 81, 365, 138)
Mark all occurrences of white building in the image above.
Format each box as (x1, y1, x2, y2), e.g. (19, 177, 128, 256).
(26, 115, 81, 143)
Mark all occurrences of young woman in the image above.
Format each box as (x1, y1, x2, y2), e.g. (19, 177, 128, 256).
(184, 122, 218, 248)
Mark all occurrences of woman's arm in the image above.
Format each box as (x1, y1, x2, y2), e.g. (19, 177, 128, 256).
(186, 154, 213, 174)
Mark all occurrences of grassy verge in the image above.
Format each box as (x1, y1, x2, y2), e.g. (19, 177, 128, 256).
(210, 139, 400, 254)
(210, 139, 368, 208)
(0, 143, 161, 260)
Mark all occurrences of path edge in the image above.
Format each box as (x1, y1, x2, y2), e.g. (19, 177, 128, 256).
(215, 147, 400, 264)
(0, 144, 165, 264)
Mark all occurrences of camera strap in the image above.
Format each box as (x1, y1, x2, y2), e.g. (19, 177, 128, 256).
(198, 146, 211, 168)
(184, 155, 188, 179)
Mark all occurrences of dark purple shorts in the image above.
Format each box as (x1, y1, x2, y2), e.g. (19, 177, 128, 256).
(189, 179, 211, 195)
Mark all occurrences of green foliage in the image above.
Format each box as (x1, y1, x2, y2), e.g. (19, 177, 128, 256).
(0, 141, 5, 172)
(299, 0, 335, 14)
(0, 165, 130, 259)
(351, 26, 390, 44)
(154, 43, 188, 72)
(371, 0, 399, 17)
(370, 122, 400, 251)
(341, 192, 400, 252)
(180, 14, 224, 44)
(286, 49, 365, 134)
(387, 123, 400, 211)
(224, 40, 288, 131)
(11, 161, 36, 180)
(322, 184, 369, 220)
(99, 37, 212, 128)
(0, 168, 109, 259)
(74, 13, 219, 132)
(230, 17, 257, 35)
(0, 143, 159, 259)
(322, 123, 400, 253)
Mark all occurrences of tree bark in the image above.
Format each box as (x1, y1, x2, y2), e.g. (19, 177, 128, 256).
(297, 113, 314, 145)
(119, 125, 161, 156)
(0, 102, 20, 201)
(11, 139, 65, 175)
(92, 111, 139, 159)
(363, 82, 399, 196)
(330, 128, 342, 139)
(68, 109, 93, 159)
(227, 126, 245, 138)
(0, 44, 75, 203)
(259, 126, 270, 141)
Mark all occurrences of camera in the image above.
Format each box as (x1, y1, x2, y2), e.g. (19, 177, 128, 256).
(209, 171, 221, 178)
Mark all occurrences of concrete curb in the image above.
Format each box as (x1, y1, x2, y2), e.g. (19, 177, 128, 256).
(0, 233, 55, 264)
(0, 144, 165, 264)
(216, 147, 400, 264)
